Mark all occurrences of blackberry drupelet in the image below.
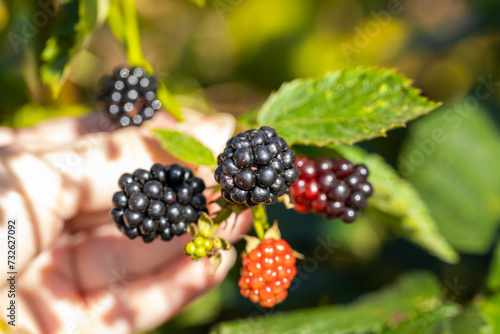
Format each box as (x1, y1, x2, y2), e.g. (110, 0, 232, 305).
(290, 156, 373, 223)
(111, 163, 208, 243)
(98, 67, 162, 127)
(215, 126, 299, 206)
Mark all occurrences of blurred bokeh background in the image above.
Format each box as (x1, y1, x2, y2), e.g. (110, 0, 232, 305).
(1, 0, 500, 332)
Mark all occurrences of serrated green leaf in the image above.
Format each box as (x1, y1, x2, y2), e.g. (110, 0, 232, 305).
(381, 304, 460, 334)
(487, 241, 500, 292)
(400, 105, 500, 254)
(211, 271, 442, 334)
(257, 67, 440, 146)
(41, 0, 110, 98)
(152, 129, 216, 166)
(293, 144, 459, 263)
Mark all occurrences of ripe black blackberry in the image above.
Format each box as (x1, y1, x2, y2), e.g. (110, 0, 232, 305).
(98, 67, 162, 127)
(215, 126, 299, 206)
(290, 156, 373, 223)
(111, 163, 208, 243)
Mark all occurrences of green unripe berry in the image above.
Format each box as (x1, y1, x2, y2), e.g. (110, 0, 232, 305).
(194, 236, 205, 247)
(204, 238, 213, 250)
(185, 242, 196, 255)
(195, 247, 207, 258)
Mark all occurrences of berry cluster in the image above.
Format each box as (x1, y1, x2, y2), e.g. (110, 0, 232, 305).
(239, 238, 297, 308)
(111, 163, 208, 243)
(185, 235, 213, 260)
(215, 126, 299, 206)
(99, 67, 162, 127)
(290, 157, 373, 223)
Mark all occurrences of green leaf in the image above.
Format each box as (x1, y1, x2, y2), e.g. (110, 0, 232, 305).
(449, 305, 490, 334)
(213, 237, 231, 250)
(7, 104, 88, 128)
(40, 0, 79, 97)
(480, 294, 500, 333)
(257, 67, 440, 146)
(41, 0, 110, 98)
(488, 241, 500, 292)
(381, 304, 460, 334)
(152, 129, 217, 166)
(237, 109, 259, 128)
(400, 105, 500, 254)
(77, 0, 111, 37)
(211, 271, 443, 334)
(213, 208, 232, 225)
(293, 144, 459, 263)
(198, 212, 215, 237)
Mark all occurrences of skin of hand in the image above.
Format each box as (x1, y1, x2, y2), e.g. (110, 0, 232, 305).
(0, 110, 252, 334)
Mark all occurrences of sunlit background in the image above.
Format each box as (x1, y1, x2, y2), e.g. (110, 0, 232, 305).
(1, 0, 500, 332)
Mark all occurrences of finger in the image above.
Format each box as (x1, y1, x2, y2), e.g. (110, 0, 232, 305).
(71, 209, 251, 292)
(0, 110, 177, 150)
(0, 243, 83, 334)
(117, 247, 237, 333)
(4, 237, 238, 334)
(0, 112, 110, 150)
(0, 111, 235, 274)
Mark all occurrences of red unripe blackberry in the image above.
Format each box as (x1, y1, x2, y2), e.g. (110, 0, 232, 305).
(239, 238, 296, 308)
(111, 163, 208, 243)
(99, 67, 161, 127)
(290, 156, 373, 223)
(215, 126, 299, 206)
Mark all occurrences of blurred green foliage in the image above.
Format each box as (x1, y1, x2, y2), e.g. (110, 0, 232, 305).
(1, 0, 500, 333)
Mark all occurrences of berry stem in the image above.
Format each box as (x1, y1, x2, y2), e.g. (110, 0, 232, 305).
(121, 0, 151, 71)
(213, 207, 232, 225)
(251, 205, 269, 239)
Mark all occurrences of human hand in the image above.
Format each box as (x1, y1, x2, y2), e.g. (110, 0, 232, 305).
(0, 110, 252, 334)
